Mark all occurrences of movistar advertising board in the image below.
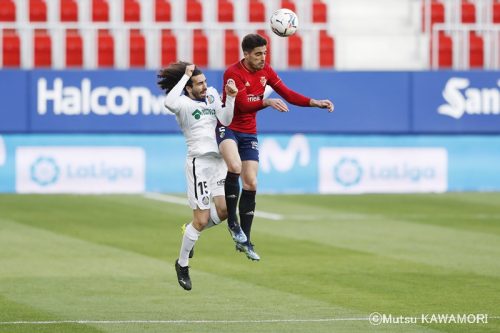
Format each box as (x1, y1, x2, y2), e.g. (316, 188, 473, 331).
(1, 134, 499, 193)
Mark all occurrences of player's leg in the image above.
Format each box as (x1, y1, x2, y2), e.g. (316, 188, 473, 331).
(176, 208, 209, 291)
(235, 134, 260, 261)
(175, 157, 210, 291)
(217, 126, 246, 243)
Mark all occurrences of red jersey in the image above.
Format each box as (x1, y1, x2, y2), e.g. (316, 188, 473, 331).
(222, 60, 311, 134)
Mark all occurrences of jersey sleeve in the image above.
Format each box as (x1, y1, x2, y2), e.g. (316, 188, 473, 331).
(267, 66, 311, 107)
(163, 74, 191, 114)
(223, 69, 265, 114)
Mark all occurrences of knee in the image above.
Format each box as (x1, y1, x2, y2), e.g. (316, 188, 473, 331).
(217, 206, 228, 221)
(226, 160, 242, 174)
(192, 216, 208, 231)
(243, 178, 257, 191)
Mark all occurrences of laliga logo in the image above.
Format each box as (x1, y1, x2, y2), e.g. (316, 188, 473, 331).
(334, 158, 363, 187)
(438, 78, 500, 119)
(37, 78, 170, 116)
(260, 134, 310, 173)
(30, 156, 60, 186)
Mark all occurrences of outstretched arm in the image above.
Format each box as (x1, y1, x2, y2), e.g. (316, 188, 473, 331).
(164, 64, 195, 113)
(271, 81, 334, 112)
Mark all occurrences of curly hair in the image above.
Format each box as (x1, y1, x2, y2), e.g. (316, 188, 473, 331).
(157, 61, 203, 93)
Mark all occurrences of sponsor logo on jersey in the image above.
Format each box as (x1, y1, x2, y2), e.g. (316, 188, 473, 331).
(191, 109, 216, 120)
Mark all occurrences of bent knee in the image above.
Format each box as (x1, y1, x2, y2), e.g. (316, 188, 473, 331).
(226, 161, 242, 174)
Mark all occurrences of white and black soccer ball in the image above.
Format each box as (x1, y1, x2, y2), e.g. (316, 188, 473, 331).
(270, 8, 298, 37)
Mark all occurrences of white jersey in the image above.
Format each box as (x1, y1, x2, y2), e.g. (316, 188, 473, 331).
(164, 74, 235, 158)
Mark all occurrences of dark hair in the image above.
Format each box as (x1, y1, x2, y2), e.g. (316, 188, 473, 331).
(157, 61, 203, 93)
(241, 34, 267, 53)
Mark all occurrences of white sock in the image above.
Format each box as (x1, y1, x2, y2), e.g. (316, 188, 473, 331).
(203, 204, 222, 230)
(178, 223, 200, 267)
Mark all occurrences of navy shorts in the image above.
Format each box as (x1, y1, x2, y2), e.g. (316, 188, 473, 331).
(216, 124, 259, 161)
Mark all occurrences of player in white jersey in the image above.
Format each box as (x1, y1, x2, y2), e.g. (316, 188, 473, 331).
(157, 62, 247, 291)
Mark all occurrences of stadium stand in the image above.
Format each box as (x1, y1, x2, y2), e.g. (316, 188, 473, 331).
(218, 0, 233, 22)
(224, 29, 239, 66)
(65, 28, 82, 67)
(161, 29, 176, 66)
(97, 29, 114, 67)
(60, 0, 78, 22)
(248, 0, 265, 22)
(155, 0, 171, 22)
(129, 29, 145, 67)
(124, 0, 141, 22)
(0, 0, 498, 70)
(1, 29, 20, 66)
(92, 0, 109, 22)
(33, 29, 51, 67)
(0, 0, 16, 22)
(29, 0, 47, 22)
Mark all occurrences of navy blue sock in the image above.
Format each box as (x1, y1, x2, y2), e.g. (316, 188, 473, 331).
(239, 189, 256, 243)
(224, 172, 240, 228)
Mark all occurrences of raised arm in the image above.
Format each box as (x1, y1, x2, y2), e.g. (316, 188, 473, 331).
(216, 79, 238, 126)
(164, 64, 195, 113)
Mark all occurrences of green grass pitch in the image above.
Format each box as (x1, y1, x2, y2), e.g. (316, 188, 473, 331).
(0, 193, 499, 333)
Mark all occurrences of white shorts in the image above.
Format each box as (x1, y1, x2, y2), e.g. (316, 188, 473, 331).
(185, 155, 227, 210)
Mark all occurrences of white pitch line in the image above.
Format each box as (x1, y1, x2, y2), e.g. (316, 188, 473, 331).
(143, 192, 283, 221)
(0, 318, 368, 325)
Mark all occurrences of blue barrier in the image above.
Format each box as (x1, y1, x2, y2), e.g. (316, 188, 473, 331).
(0, 70, 499, 134)
(1, 134, 499, 193)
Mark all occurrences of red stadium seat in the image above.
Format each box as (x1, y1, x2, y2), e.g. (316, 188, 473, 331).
(155, 0, 171, 22)
(218, 0, 234, 22)
(186, 0, 202, 22)
(319, 30, 334, 67)
(0, 0, 16, 21)
(249, 0, 265, 22)
(2, 29, 20, 67)
(430, 31, 452, 68)
(92, 0, 109, 22)
(30, 0, 47, 22)
(124, 0, 140, 22)
(257, 29, 271, 64)
(60, 0, 78, 22)
(192, 29, 208, 67)
(312, 0, 327, 23)
(97, 29, 114, 67)
(287, 34, 302, 67)
(129, 29, 145, 67)
(161, 30, 177, 66)
(494, 1, 500, 23)
(65, 29, 82, 67)
(422, 0, 444, 32)
(34, 29, 51, 67)
(469, 31, 483, 68)
(281, 0, 296, 13)
(224, 30, 239, 66)
(461, 0, 475, 24)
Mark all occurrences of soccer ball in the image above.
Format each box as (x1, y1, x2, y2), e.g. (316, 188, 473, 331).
(270, 8, 298, 37)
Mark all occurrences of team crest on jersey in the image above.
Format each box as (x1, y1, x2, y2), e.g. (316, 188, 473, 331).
(260, 76, 267, 87)
(207, 94, 215, 104)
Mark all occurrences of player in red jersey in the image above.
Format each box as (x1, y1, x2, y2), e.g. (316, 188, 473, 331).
(216, 34, 334, 261)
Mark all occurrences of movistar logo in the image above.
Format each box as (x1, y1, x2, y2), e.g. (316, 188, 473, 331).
(192, 108, 216, 120)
